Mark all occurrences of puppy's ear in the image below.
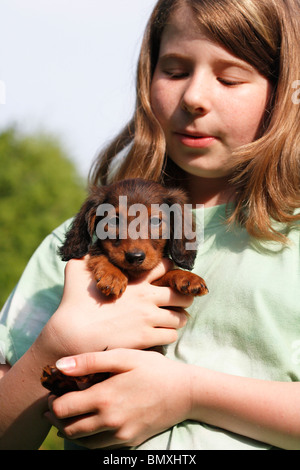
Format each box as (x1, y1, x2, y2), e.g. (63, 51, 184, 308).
(59, 187, 106, 261)
(164, 188, 198, 271)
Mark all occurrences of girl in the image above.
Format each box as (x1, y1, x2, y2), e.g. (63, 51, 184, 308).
(0, 0, 300, 450)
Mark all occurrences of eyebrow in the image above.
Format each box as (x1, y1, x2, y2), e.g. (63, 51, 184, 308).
(158, 53, 190, 63)
(216, 59, 255, 73)
(158, 53, 255, 73)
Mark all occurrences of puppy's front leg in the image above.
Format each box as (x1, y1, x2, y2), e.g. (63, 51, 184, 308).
(88, 255, 128, 298)
(152, 269, 208, 297)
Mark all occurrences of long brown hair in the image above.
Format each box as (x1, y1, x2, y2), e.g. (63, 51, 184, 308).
(89, 0, 300, 242)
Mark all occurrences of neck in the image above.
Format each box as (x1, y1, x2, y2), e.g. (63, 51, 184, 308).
(183, 174, 236, 208)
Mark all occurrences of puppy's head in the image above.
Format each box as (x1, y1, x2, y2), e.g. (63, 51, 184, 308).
(59, 179, 198, 272)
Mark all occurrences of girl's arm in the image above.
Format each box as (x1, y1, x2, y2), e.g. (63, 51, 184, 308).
(46, 350, 300, 450)
(0, 339, 58, 449)
(0, 259, 189, 449)
(188, 364, 300, 450)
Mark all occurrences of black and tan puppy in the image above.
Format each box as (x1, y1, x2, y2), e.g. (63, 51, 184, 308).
(41, 179, 208, 395)
(59, 178, 208, 298)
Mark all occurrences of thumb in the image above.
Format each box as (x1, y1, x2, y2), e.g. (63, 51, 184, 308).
(142, 258, 174, 284)
(55, 349, 139, 377)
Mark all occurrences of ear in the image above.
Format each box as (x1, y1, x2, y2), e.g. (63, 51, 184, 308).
(58, 187, 106, 261)
(164, 188, 198, 271)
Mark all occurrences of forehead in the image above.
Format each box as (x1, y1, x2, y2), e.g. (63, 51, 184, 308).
(156, 1, 277, 81)
(160, 5, 204, 45)
(159, 5, 225, 57)
(158, 4, 257, 72)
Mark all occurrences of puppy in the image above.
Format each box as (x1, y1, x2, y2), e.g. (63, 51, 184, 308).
(41, 179, 208, 395)
(59, 178, 208, 298)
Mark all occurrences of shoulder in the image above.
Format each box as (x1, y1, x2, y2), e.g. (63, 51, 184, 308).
(44, 218, 73, 247)
(0, 219, 74, 364)
(19, 218, 73, 287)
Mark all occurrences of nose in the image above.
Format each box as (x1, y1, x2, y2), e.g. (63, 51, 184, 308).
(181, 74, 211, 116)
(125, 250, 146, 265)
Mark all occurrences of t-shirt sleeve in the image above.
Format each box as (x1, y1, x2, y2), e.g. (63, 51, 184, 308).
(0, 220, 72, 365)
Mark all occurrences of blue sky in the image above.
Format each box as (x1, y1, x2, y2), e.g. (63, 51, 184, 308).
(0, 0, 157, 176)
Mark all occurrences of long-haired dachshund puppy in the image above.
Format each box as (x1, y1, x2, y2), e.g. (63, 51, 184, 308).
(59, 178, 208, 299)
(41, 178, 208, 396)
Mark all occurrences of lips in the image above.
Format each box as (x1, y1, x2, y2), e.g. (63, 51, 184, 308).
(176, 130, 213, 138)
(174, 131, 217, 148)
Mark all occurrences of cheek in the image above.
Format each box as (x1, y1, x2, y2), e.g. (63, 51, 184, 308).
(150, 81, 176, 125)
(221, 91, 269, 144)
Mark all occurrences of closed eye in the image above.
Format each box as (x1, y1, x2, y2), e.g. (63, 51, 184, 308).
(164, 70, 189, 80)
(218, 78, 244, 86)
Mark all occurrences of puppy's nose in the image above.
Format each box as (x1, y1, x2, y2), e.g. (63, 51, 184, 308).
(125, 251, 146, 265)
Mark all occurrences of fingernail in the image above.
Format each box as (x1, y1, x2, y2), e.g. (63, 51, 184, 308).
(56, 357, 76, 372)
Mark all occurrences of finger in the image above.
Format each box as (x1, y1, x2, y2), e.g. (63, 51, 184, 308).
(57, 415, 114, 441)
(152, 305, 188, 329)
(44, 403, 75, 434)
(148, 326, 179, 346)
(62, 258, 97, 298)
(55, 349, 138, 377)
(64, 258, 91, 282)
(47, 386, 102, 420)
(149, 284, 195, 309)
(45, 407, 112, 442)
(44, 409, 66, 431)
(142, 259, 174, 284)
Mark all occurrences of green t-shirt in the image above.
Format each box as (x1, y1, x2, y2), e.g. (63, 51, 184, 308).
(1, 205, 299, 450)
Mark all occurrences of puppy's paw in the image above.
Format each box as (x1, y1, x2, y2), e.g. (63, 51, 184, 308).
(96, 270, 128, 298)
(174, 272, 208, 296)
(153, 269, 208, 297)
(88, 255, 128, 298)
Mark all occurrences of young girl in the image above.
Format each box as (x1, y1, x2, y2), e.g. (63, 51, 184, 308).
(0, 0, 300, 450)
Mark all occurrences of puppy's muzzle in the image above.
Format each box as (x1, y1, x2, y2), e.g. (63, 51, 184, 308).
(125, 250, 146, 265)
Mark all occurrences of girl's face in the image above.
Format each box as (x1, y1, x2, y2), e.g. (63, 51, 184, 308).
(150, 6, 272, 179)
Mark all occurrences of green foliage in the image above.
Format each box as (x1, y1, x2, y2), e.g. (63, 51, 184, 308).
(0, 127, 87, 309)
(0, 127, 87, 450)
(39, 427, 64, 450)
(40, 427, 64, 450)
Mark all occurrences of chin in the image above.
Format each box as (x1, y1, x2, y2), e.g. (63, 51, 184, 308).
(182, 165, 233, 180)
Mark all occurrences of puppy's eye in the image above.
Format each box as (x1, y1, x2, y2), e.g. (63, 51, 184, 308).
(107, 216, 119, 227)
(149, 216, 162, 227)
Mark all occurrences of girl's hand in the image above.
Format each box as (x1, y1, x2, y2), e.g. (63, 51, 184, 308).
(45, 349, 193, 448)
(42, 257, 191, 358)
(46, 349, 300, 451)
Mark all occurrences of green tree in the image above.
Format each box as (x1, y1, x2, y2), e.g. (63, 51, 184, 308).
(0, 127, 87, 308)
